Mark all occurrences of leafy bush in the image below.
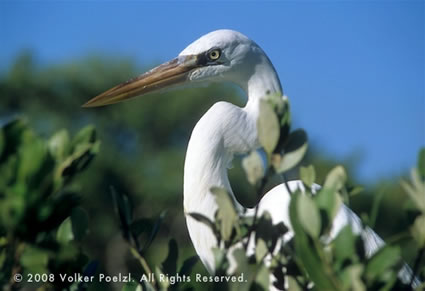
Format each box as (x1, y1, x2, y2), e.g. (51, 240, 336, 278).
(0, 119, 99, 290)
(116, 95, 424, 291)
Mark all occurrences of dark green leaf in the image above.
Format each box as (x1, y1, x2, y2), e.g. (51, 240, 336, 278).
(122, 281, 142, 291)
(332, 225, 357, 266)
(71, 207, 89, 241)
(365, 245, 401, 282)
(179, 256, 199, 277)
(143, 210, 167, 252)
(162, 239, 178, 275)
(418, 147, 425, 180)
(187, 212, 217, 236)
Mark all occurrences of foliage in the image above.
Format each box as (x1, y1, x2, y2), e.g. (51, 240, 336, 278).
(1, 53, 424, 290)
(0, 119, 99, 290)
(114, 94, 424, 291)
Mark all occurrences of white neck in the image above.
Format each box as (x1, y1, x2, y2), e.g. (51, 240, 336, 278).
(183, 56, 281, 273)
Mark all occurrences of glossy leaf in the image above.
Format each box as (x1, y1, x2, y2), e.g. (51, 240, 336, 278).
(212, 187, 238, 242)
(258, 99, 280, 155)
(242, 151, 264, 185)
(300, 165, 316, 187)
(57, 217, 74, 244)
(297, 194, 321, 238)
(273, 129, 308, 174)
(323, 165, 347, 192)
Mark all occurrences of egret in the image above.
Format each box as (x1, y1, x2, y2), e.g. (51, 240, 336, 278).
(83, 29, 417, 287)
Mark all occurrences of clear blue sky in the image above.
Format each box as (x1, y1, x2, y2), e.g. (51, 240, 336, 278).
(1, 1, 424, 183)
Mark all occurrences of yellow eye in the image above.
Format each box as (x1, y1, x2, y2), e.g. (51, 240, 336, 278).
(208, 49, 221, 60)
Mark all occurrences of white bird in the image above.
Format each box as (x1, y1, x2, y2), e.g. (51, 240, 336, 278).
(83, 29, 417, 288)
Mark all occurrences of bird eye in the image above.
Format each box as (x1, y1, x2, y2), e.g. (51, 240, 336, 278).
(207, 49, 221, 61)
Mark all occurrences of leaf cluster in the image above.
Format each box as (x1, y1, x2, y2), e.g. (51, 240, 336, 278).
(0, 119, 99, 290)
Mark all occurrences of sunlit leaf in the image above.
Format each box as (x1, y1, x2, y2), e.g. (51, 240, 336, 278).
(122, 281, 142, 291)
(272, 129, 308, 174)
(57, 217, 74, 243)
(212, 187, 238, 242)
(323, 165, 347, 192)
(411, 214, 425, 247)
(340, 264, 365, 291)
(255, 238, 268, 262)
(242, 151, 264, 185)
(300, 165, 315, 187)
(258, 100, 280, 155)
(297, 194, 321, 238)
(48, 129, 70, 161)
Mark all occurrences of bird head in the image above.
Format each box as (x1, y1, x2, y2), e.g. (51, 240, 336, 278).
(83, 29, 281, 107)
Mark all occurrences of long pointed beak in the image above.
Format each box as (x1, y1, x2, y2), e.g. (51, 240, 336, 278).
(82, 55, 198, 107)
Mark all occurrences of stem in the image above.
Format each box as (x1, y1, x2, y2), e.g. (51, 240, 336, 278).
(244, 168, 270, 251)
(410, 247, 424, 287)
(282, 174, 293, 196)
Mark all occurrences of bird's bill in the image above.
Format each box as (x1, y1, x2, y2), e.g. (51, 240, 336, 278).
(82, 55, 198, 107)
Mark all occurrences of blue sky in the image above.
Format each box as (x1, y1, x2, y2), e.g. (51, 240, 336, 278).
(1, 1, 424, 183)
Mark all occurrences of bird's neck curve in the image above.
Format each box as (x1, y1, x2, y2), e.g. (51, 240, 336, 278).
(183, 54, 283, 220)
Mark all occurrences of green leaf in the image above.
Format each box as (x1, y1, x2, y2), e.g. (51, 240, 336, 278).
(300, 165, 316, 187)
(411, 214, 425, 247)
(365, 245, 401, 282)
(324, 165, 347, 192)
(340, 264, 365, 291)
(122, 281, 142, 291)
(57, 217, 74, 243)
(187, 212, 217, 235)
(48, 129, 70, 161)
(20, 246, 49, 274)
(418, 147, 425, 180)
(255, 238, 268, 262)
(143, 210, 167, 251)
(258, 99, 280, 154)
(242, 151, 264, 185)
(130, 218, 154, 237)
(111, 187, 132, 240)
(211, 187, 238, 242)
(162, 239, 178, 275)
(273, 129, 308, 174)
(254, 264, 270, 291)
(287, 276, 303, 291)
(71, 207, 89, 241)
(179, 256, 198, 277)
(289, 192, 340, 290)
(297, 194, 321, 238)
(0, 128, 4, 157)
(314, 188, 341, 231)
(401, 169, 425, 212)
(71, 125, 96, 149)
(333, 225, 357, 265)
